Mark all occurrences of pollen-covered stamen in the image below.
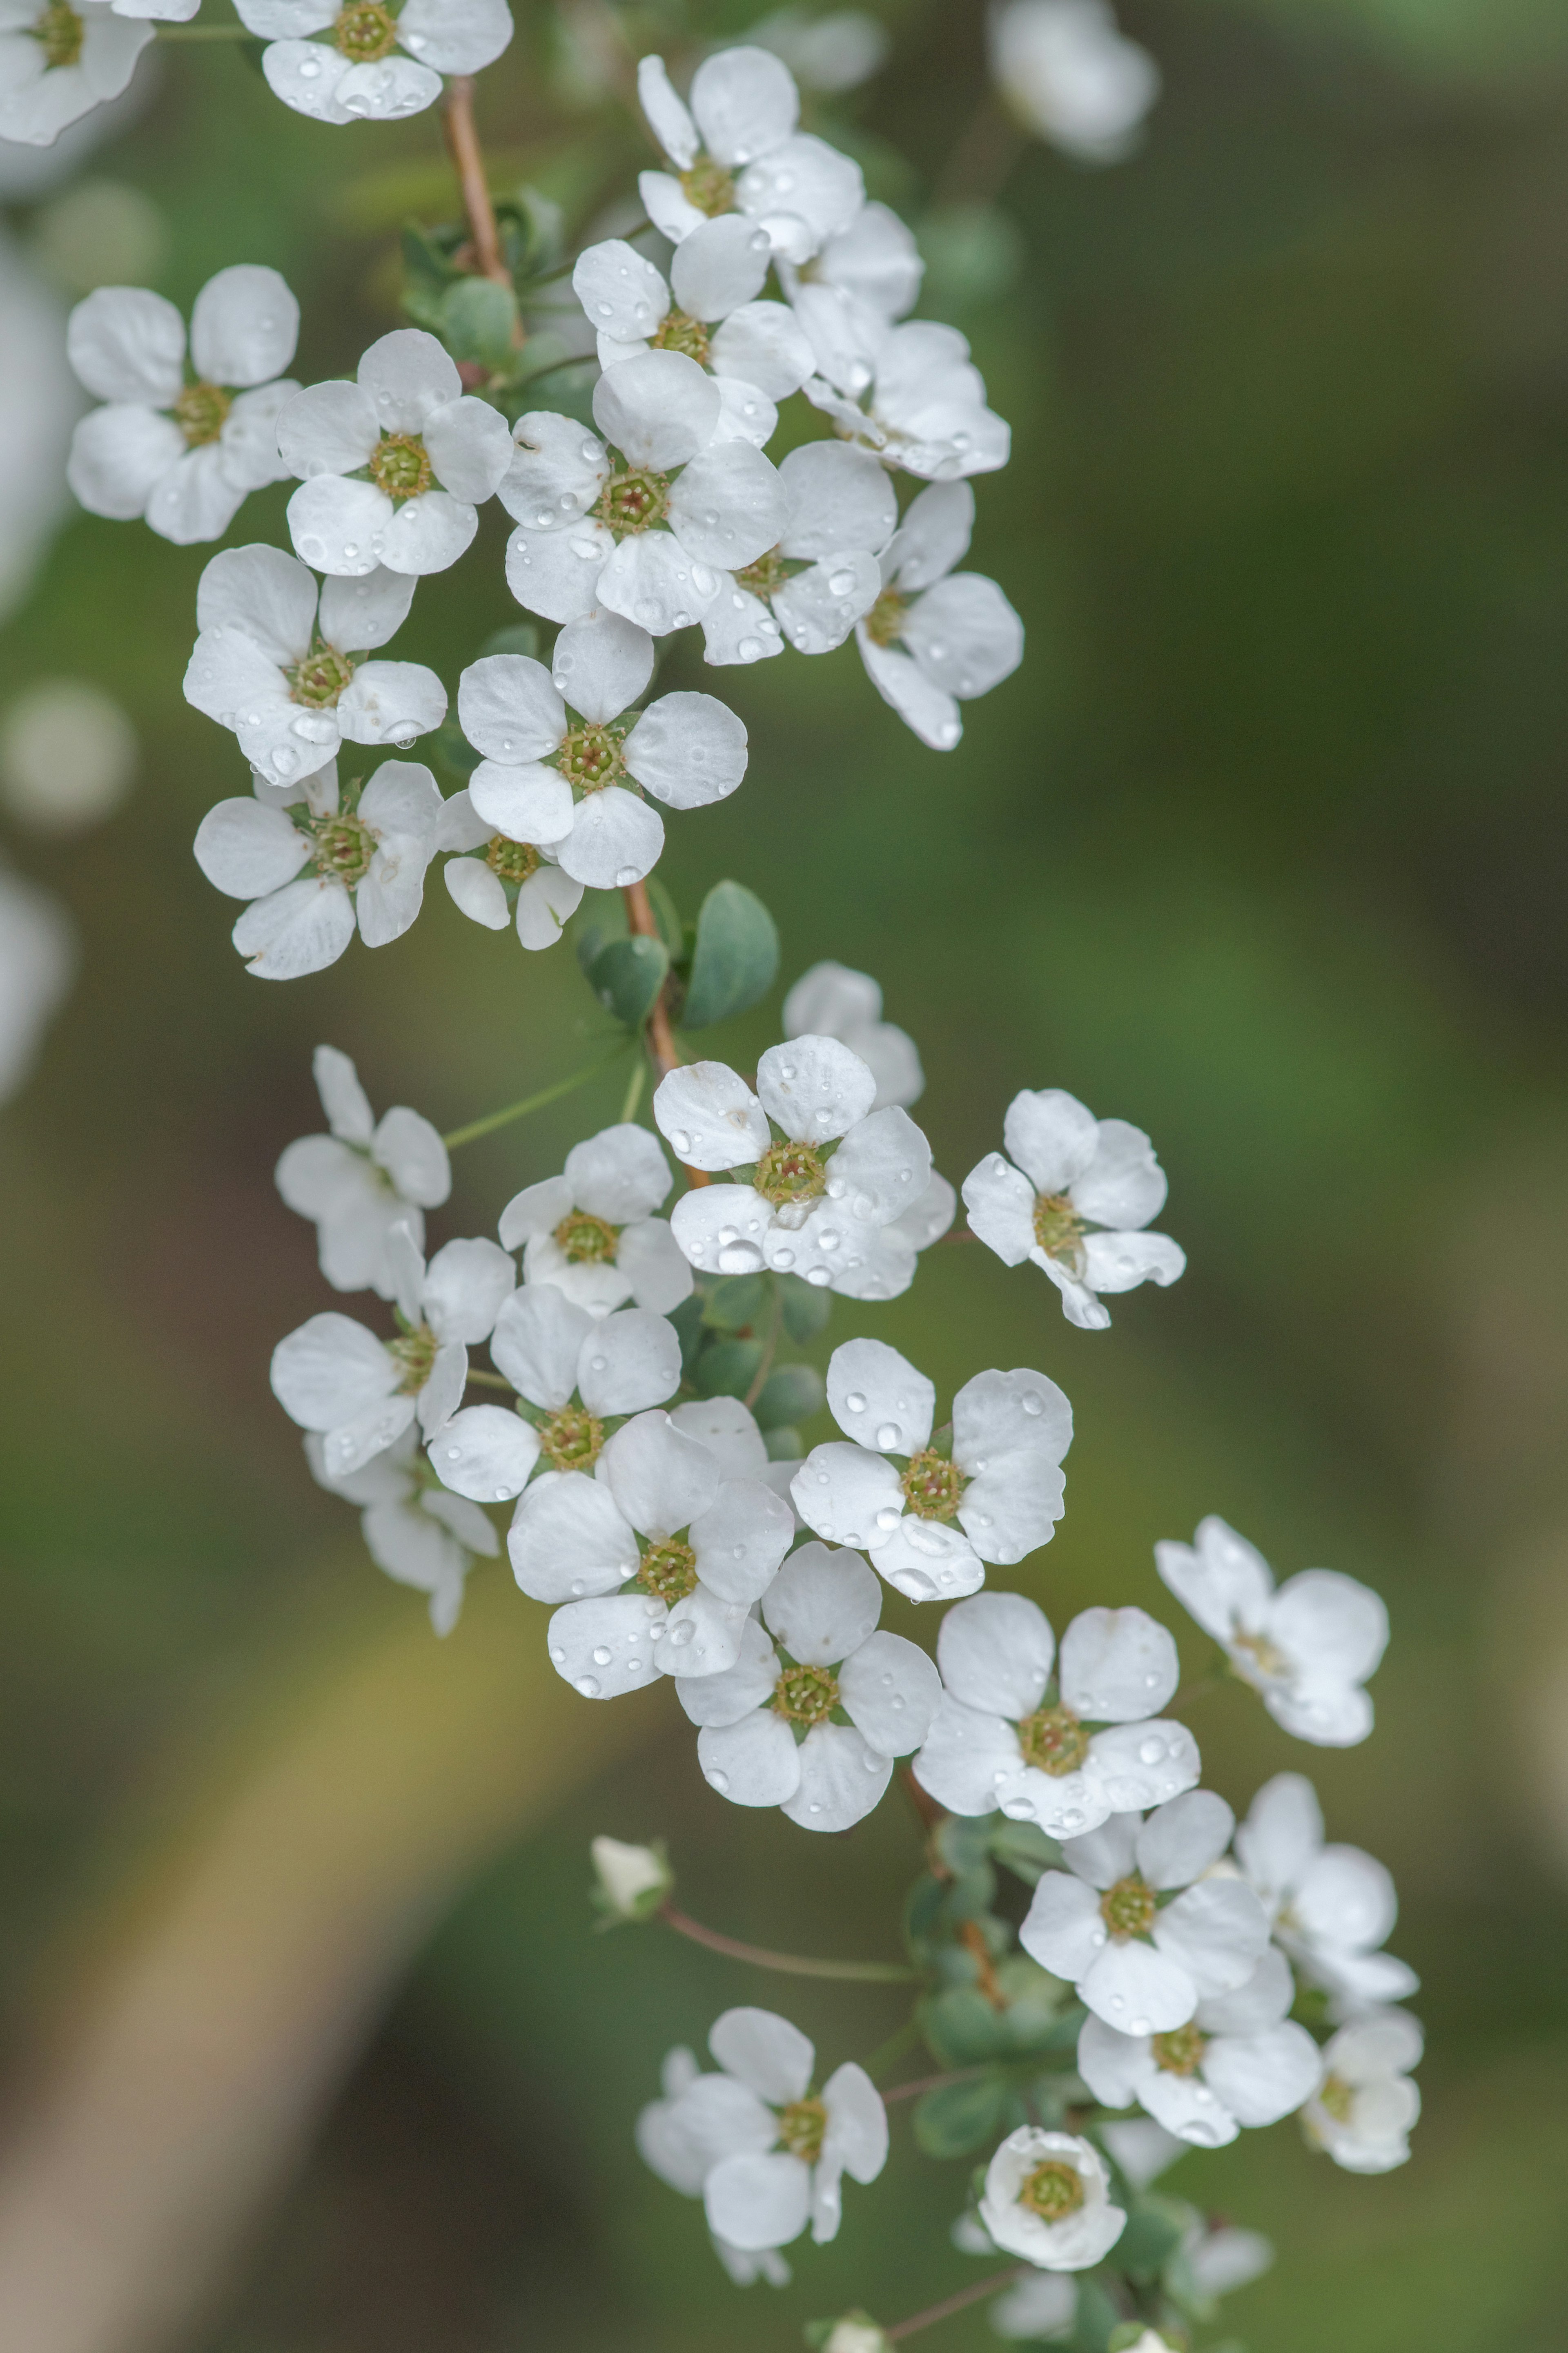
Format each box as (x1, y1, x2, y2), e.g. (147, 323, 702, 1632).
(638, 1538, 698, 1605)
(863, 588, 909, 649)
(678, 156, 736, 217)
(173, 381, 232, 449)
(1317, 2072, 1355, 2124)
(537, 1404, 604, 1474)
(333, 0, 398, 60)
(370, 433, 433, 501)
(597, 468, 670, 537)
(287, 643, 356, 709)
(552, 1209, 619, 1265)
(309, 810, 377, 885)
(753, 1139, 827, 1207)
(1016, 1704, 1091, 1778)
(31, 0, 82, 67)
(486, 835, 541, 887)
(1100, 1874, 1158, 1941)
(901, 1447, 965, 1521)
(772, 1661, 840, 1729)
(1032, 1192, 1087, 1268)
(777, 2096, 827, 2163)
(1152, 2023, 1207, 2076)
(1019, 2159, 1084, 2223)
(387, 1325, 438, 1394)
(651, 308, 710, 365)
(1231, 1628, 1292, 1681)
(556, 722, 626, 794)
(736, 549, 791, 600)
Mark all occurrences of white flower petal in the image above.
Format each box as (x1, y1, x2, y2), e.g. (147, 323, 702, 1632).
(278, 377, 380, 478)
(271, 1309, 397, 1430)
(467, 759, 574, 843)
(913, 1696, 1022, 1815)
(668, 1396, 768, 1478)
(954, 1371, 1073, 1474)
(1081, 1936, 1197, 2035)
(883, 478, 973, 590)
(1152, 1880, 1270, 1998)
(432, 1403, 540, 1501)
(1081, 1227, 1186, 1295)
(1271, 1568, 1388, 1686)
(824, 1336, 932, 1454)
(736, 133, 862, 251)
(676, 1616, 780, 1727)
(690, 42, 798, 164)
(194, 538, 317, 661)
(377, 486, 477, 575)
(259, 38, 355, 122)
(1019, 1870, 1105, 1983)
(421, 1235, 513, 1345)
(782, 1720, 891, 1830)
(709, 301, 815, 400)
(856, 627, 961, 749)
(655, 1062, 770, 1170)
(496, 409, 608, 528)
(508, 1467, 639, 1601)
(1135, 1790, 1234, 1889)
(1079, 1721, 1200, 1818)
(551, 609, 653, 724)
(755, 1034, 874, 1143)
(317, 565, 416, 653)
(396, 0, 511, 74)
(490, 1282, 591, 1408)
(662, 1579, 752, 1677)
(220, 378, 301, 494)
(704, 2150, 810, 2253)
(639, 169, 707, 244)
(592, 348, 720, 471)
(874, 1514, 984, 1604)
(1003, 1087, 1099, 1194)
(336, 659, 447, 752)
(690, 1479, 793, 1605)
(140, 444, 244, 545)
(67, 283, 184, 405)
(773, 552, 880, 654)
(548, 1592, 664, 1699)
(355, 327, 460, 429)
(574, 237, 670, 343)
(194, 798, 310, 899)
(903, 572, 1022, 700)
(701, 575, 784, 667)
(443, 856, 508, 928)
(555, 783, 664, 890)
(596, 530, 719, 636)
(1070, 1116, 1167, 1229)
(960, 1152, 1036, 1265)
(1155, 1516, 1274, 1646)
(624, 689, 747, 808)
(232, 874, 356, 978)
(790, 1441, 901, 1551)
(667, 437, 788, 568)
(637, 53, 698, 169)
(515, 862, 583, 948)
(286, 473, 393, 577)
(670, 213, 774, 320)
(189, 262, 298, 388)
(1292, 1844, 1399, 1952)
(1059, 1606, 1178, 1722)
(1204, 2023, 1322, 2128)
(67, 404, 184, 522)
(839, 1629, 941, 1754)
(1077, 2013, 1153, 2111)
(761, 1539, 880, 1665)
(576, 1307, 682, 1417)
(698, 1706, 801, 1806)
(602, 1408, 721, 1539)
(779, 441, 898, 562)
(936, 1590, 1054, 1717)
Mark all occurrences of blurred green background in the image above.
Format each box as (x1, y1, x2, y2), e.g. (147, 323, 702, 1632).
(5, 0, 1568, 2346)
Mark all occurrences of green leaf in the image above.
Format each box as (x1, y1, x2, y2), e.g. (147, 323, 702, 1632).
(701, 1272, 768, 1330)
(919, 1986, 1015, 2068)
(439, 275, 519, 371)
(507, 183, 564, 273)
(428, 720, 479, 780)
(753, 1361, 824, 1430)
(478, 621, 539, 661)
(667, 1295, 705, 1382)
(401, 219, 452, 294)
(586, 935, 668, 1030)
(988, 1816, 1063, 1887)
(695, 1338, 764, 1400)
(645, 874, 683, 956)
(1116, 2196, 1190, 2282)
(1071, 2282, 1120, 2353)
(681, 879, 780, 1028)
(779, 1271, 833, 1342)
(913, 2073, 1007, 2159)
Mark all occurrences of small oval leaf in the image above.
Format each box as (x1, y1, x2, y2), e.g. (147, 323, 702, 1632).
(588, 934, 668, 1031)
(681, 879, 780, 1028)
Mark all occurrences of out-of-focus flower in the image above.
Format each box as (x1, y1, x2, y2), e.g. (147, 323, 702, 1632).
(0, 0, 153, 148)
(1302, 2011, 1422, 2172)
(0, 230, 78, 625)
(748, 9, 889, 94)
(589, 1833, 673, 1923)
(782, 959, 922, 1109)
(988, 0, 1159, 165)
(0, 678, 135, 831)
(1077, 1945, 1321, 2148)
(306, 1424, 497, 1635)
(980, 2128, 1125, 2269)
(0, 863, 75, 1102)
(67, 268, 299, 542)
(1236, 1771, 1419, 2014)
(274, 1043, 450, 1300)
(32, 176, 165, 290)
(637, 45, 864, 265)
(857, 479, 1023, 751)
(799, 310, 1011, 484)
(498, 1122, 692, 1317)
(988, 2263, 1076, 2339)
(233, 0, 512, 126)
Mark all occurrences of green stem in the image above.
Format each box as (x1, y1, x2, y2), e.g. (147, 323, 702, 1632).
(742, 1282, 784, 1408)
(882, 2063, 990, 2106)
(1166, 1671, 1227, 1716)
(659, 1904, 918, 1984)
(886, 2267, 1027, 2342)
(442, 1042, 631, 1150)
(464, 1369, 514, 1390)
(619, 1051, 648, 1126)
(861, 2018, 923, 2082)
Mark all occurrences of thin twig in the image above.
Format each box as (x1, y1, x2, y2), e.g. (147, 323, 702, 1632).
(464, 1369, 514, 1390)
(861, 2018, 923, 2083)
(619, 1053, 648, 1126)
(659, 1904, 918, 1984)
(441, 1042, 630, 1149)
(938, 1227, 978, 1244)
(1165, 1672, 1226, 1717)
(881, 2065, 989, 2106)
(441, 76, 512, 289)
(886, 2266, 1028, 2341)
(742, 1284, 784, 1407)
(623, 880, 711, 1187)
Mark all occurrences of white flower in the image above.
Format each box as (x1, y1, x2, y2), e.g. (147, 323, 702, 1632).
(987, 2265, 1076, 2340)
(1077, 1944, 1321, 2149)
(979, 2128, 1125, 2270)
(573, 230, 812, 439)
(989, 0, 1159, 165)
(1236, 1772, 1418, 2014)
(636, 2048, 793, 2287)
(780, 200, 924, 327)
(193, 755, 445, 981)
(280, 328, 513, 577)
(0, 678, 136, 832)
(645, 2007, 886, 2250)
(636, 45, 864, 266)
(498, 357, 788, 635)
(1020, 1792, 1270, 2033)
(275, 1043, 450, 1300)
(511, 1406, 794, 1689)
(0, 2, 151, 149)
(1155, 1518, 1388, 1746)
(184, 543, 446, 792)
(66, 268, 299, 543)
(432, 1280, 682, 1501)
(1302, 2011, 1421, 2173)
(498, 1121, 693, 1317)
(680, 1540, 942, 1831)
(855, 480, 1023, 751)
(589, 1833, 672, 1922)
(962, 1086, 1184, 1329)
(751, 9, 889, 95)
(653, 1037, 934, 1302)
(452, 608, 746, 892)
(0, 863, 74, 1103)
(434, 787, 583, 949)
(782, 958, 922, 1108)
(913, 1590, 1199, 1834)
(233, 0, 512, 125)
(271, 1221, 515, 1476)
(699, 442, 894, 667)
(305, 1423, 497, 1635)
(798, 305, 1011, 483)
(1181, 2218, 1274, 2304)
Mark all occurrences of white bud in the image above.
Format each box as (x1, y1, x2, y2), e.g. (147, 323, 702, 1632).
(589, 1834, 671, 1924)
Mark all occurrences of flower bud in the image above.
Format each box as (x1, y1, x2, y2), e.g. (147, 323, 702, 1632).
(589, 1835, 672, 1925)
(806, 2314, 890, 2353)
(1107, 2328, 1186, 2353)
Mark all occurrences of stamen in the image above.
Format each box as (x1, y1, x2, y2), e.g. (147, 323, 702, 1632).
(777, 2096, 827, 2163)
(1317, 2073, 1355, 2124)
(1099, 1875, 1157, 1940)
(537, 1404, 604, 1474)
(638, 1539, 698, 1604)
(651, 308, 710, 365)
(332, 0, 398, 61)
(863, 588, 910, 649)
(387, 1325, 437, 1394)
(596, 468, 670, 536)
(735, 549, 791, 601)
(1019, 2159, 1084, 2223)
(31, 0, 83, 68)
(677, 157, 736, 217)
(1016, 1704, 1090, 1777)
(771, 1662, 840, 1729)
(287, 643, 356, 709)
(1032, 1192, 1087, 1268)
(1152, 2023, 1206, 2076)
(900, 1447, 964, 1521)
(486, 835, 541, 887)
(753, 1140, 826, 1207)
(1231, 1628, 1292, 1681)
(552, 1209, 619, 1265)
(369, 433, 433, 501)
(310, 810, 377, 885)
(173, 381, 232, 449)
(555, 723, 626, 793)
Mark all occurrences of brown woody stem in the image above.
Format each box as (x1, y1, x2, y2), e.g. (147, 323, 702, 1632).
(659, 1904, 918, 1983)
(442, 76, 512, 289)
(886, 2267, 1028, 2341)
(623, 880, 710, 1186)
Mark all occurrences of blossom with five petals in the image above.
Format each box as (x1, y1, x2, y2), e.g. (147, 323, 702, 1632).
(856, 479, 1023, 750)
(979, 2128, 1125, 2270)
(234, 0, 512, 126)
(66, 268, 298, 543)
(275, 1043, 450, 1299)
(636, 46, 864, 265)
(497, 1121, 693, 1316)
(699, 442, 893, 667)
(0, 0, 152, 147)
(1077, 1945, 1322, 2149)
(572, 229, 811, 435)
(1302, 2011, 1421, 2173)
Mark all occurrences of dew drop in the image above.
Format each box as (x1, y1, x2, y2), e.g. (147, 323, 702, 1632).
(576, 1675, 600, 1696)
(707, 1768, 730, 1793)
(1022, 1392, 1044, 1416)
(844, 1390, 867, 1414)
(875, 1421, 902, 1450)
(592, 1646, 612, 1666)
(1139, 1738, 1166, 1766)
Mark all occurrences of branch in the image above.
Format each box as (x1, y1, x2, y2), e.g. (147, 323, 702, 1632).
(623, 881, 711, 1184)
(886, 2266, 1028, 2341)
(659, 1904, 918, 1984)
(441, 75, 512, 289)
(441, 1041, 631, 1149)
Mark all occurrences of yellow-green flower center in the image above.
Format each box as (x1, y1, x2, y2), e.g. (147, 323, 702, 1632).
(1231, 1627, 1292, 1681)
(639, 1539, 698, 1605)
(901, 1447, 964, 1521)
(370, 432, 432, 501)
(310, 810, 376, 885)
(553, 1209, 619, 1265)
(31, 0, 82, 68)
(864, 587, 909, 649)
(1317, 2072, 1355, 2124)
(753, 1139, 827, 1207)
(173, 380, 232, 449)
(287, 644, 356, 709)
(1152, 2023, 1206, 2076)
(1019, 2159, 1084, 2223)
(537, 1403, 604, 1474)
(597, 467, 669, 537)
(487, 834, 541, 887)
(388, 1324, 437, 1394)
(1100, 1875, 1157, 1940)
(735, 549, 790, 601)
(651, 308, 710, 365)
(556, 721, 626, 793)
(1033, 1192, 1086, 1266)
(772, 1661, 840, 1729)
(333, 0, 398, 61)
(777, 2096, 827, 2162)
(678, 157, 736, 218)
(1016, 1704, 1090, 1777)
